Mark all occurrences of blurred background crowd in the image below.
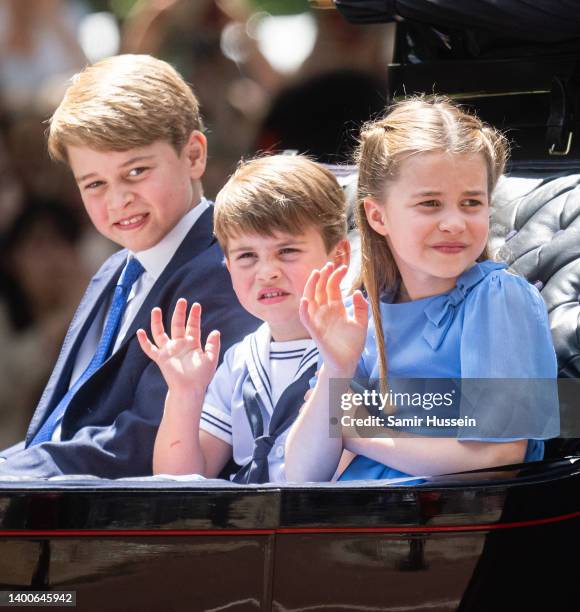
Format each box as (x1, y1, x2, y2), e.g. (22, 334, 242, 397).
(0, 0, 394, 448)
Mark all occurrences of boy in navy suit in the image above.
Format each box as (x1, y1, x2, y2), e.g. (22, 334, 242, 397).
(0, 54, 258, 478)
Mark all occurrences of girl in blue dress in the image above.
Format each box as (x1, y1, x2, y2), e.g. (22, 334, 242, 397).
(285, 97, 559, 482)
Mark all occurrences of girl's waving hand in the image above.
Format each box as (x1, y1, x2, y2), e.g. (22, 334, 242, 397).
(137, 299, 220, 398)
(299, 263, 368, 377)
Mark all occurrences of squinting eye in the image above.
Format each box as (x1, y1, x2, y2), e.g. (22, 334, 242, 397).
(128, 167, 148, 178)
(279, 248, 300, 256)
(419, 200, 440, 208)
(463, 199, 483, 207)
(84, 181, 104, 190)
(236, 252, 257, 261)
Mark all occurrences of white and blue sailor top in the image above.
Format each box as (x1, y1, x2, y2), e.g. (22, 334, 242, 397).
(200, 323, 318, 483)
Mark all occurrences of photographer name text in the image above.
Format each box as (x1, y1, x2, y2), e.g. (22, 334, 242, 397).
(340, 414, 477, 428)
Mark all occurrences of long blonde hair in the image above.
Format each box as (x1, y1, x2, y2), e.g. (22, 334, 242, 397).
(354, 96, 508, 386)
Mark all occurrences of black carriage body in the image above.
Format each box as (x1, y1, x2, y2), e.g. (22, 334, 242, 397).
(1, 3, 580, 610)
(0, 460, 579, 611)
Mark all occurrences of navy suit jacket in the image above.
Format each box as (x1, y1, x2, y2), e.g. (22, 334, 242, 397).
(0, 205, 259, 478)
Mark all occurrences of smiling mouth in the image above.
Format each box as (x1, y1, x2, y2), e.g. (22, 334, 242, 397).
(258, 290, 290, 300)
(115, 214, 148, 229)
(432, 244, 467, 253)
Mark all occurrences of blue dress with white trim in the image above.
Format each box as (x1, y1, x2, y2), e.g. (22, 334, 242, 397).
(339, 260, 559, 482)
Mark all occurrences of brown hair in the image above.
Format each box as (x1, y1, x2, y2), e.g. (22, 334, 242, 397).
(48, 54, 204, 163)
(214, 155, 347, 254)
(355, 96, 509, 386)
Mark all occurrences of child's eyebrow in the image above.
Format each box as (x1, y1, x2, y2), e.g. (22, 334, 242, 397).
(463, 190, 487, 196)
(75, 156, 156, 183)
(228, 239, 307, 254)
(411, 189, 487, 197)
(276, 239, 308, 247)
(119, 155, 155, 168)
(75, 171, 98, 183)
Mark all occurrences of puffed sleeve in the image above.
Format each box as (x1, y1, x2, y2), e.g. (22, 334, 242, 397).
(458, 270, 559, 444)
(199, 344, 238, 445)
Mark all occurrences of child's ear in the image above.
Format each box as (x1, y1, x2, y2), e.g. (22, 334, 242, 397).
(224, 256, 231, 273)
(184, 130, 207, 180)
(363, 197, 388, 236)
(331, 238, 351, 268)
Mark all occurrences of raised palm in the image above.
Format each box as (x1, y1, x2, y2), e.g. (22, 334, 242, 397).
(299, 263, 368, 377)
(137, 299, 220, 395)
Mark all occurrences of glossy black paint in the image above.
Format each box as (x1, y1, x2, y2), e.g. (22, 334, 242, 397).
(0, 488, 279, 531)
(0, 458, 578, 611)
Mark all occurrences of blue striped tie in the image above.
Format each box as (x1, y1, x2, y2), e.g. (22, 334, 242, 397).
(29, 257, 145, 446)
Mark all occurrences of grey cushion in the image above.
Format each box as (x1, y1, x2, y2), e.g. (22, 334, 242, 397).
(491, 174, 580, 378)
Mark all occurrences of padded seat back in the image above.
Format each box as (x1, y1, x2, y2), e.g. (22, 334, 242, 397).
(490, 173, 580, 378)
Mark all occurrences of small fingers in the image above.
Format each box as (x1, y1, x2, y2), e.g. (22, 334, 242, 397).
(302, 269, 320, 303)
(299, 297, 312, 332)
(352, 290, 369, 328)
(315, 262, 334, 305)
(327, 264, 348, 303)
(150, 307, 169, 347)
(204, 329, 221, 364)
(170, 298, 188, 339)
(136, 328, 159, 361)
(299, 297, 322, 344)
(185, 302, 202, 349)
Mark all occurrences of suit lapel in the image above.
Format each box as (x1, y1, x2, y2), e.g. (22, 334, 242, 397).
(29, 205, 216, 441)
(55, 204, 218, 432)
(26, 253, 126, 443)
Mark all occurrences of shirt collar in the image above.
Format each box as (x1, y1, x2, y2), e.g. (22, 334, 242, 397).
(130, 197, 210, 281)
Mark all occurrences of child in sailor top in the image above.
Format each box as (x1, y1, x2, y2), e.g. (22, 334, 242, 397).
(198, 323, 318, 483)
(138, 155, 349, 483)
